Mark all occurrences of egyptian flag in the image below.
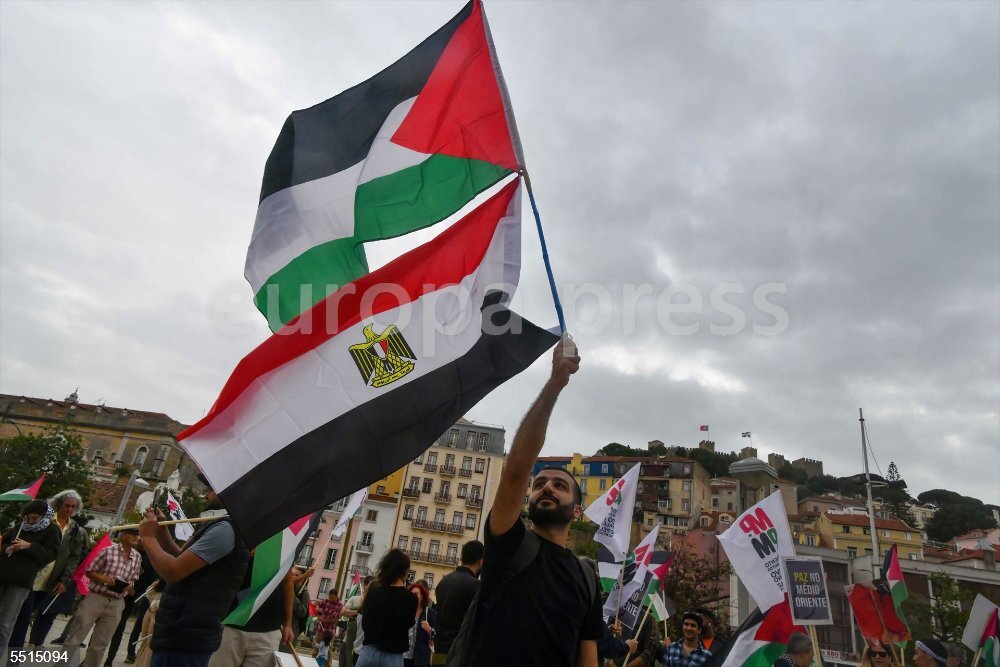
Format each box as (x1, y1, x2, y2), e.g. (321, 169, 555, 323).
(183, 179, 558, 546)
(225, 511, 323, 626)
(0, 473, 46, 501)
(247, 0, 523, 328)
(705, 597, 804, 667)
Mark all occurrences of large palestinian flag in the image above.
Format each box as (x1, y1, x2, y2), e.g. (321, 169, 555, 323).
(183, 179, 558, 546)
(225, 511, 323, 626)
(247, 0, 522, 328)
(705, 597, 803, 667)
(981, 608, 999, 667)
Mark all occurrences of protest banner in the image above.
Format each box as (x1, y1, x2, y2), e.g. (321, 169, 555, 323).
(782, 556, 833, 625)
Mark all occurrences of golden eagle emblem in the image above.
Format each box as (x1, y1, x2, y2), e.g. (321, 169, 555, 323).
(349, 324, 416, 388)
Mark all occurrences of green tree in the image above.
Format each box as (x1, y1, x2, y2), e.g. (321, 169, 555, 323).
(918, 489, 965, 506)
(0, 424, 93, 530)
(902, 572, 973, 663)
(925, 502, 997, 542)
(778, 464, 808, 485)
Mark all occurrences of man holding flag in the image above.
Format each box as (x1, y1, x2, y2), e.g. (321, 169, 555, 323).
(139, 475, 250, 667)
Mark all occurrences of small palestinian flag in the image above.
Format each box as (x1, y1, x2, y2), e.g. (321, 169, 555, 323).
(347, 572, 362, 599)
(224, 511, 323, 626)
(247, 0, 522, 328)
(981, 608, 999, 667)
(882, 544, 908, 607)
(0, 473, 46, 502)
(705, 597, 803, 667)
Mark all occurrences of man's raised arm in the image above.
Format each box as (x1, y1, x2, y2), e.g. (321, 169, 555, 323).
(488, 336, 580, 537)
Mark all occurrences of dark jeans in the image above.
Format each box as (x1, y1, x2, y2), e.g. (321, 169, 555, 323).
(103, 596, 135, 664)
(151, 650, 214, 667)
(10, 590, 69, 648)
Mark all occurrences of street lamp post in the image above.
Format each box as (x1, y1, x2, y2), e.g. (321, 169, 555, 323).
(113, 469, 151, 528)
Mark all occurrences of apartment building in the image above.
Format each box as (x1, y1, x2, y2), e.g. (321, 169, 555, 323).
(637, 456, 711, 533)
(390, 419, 505, 594)
(798, 511, 922, 561)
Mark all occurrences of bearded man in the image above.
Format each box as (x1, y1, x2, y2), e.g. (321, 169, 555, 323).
(463, 336, 603, 667)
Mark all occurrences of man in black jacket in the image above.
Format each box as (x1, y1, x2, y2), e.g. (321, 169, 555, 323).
(430, 540, 483, 664)
(139, 476, 250, 667)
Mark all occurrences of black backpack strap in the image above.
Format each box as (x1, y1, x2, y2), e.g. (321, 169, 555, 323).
(576, 555, 598, 610)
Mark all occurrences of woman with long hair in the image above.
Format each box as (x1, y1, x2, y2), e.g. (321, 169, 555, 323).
(403, 581, 436, 667)
(356, 549, 418, 667)
(861, 642, 903, 667)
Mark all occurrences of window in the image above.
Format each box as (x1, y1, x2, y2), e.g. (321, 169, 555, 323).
(357, 554, 370, 571)
(422, 478, 433, 493)
(425, 573, 435, 588)
(435, 509, 446, 523)
(366, 510, 378, 522)
(152, 459, 166, 477)
(92, 449, 104, 463)
(908, 553, 918, 560)
(682, 499, 690, 512)
(457, 484, 468, 499)
(398, 536, 409, 550)
(440, 481, 451, 495)
(864, 548, 873, 556)
(842, 525, 851, 533)
(863, 527, 870, 535)
(403, 505, 414, 520)
(445, 454, 455, 467)
(319, 578, 332, 594)
(602, 464, 609, 474)
(684, 464, 692, 475)
(133, 447, 148, 467)
(447, 543, 459, 559)
(453, 511, 463, 526)
(905, 532, 912, 540)
(712, 497, 719, 508)
(409, 476, 420, 490)
(417, 507, 428, 521)
(806, 535, 817, 546)
(682, 481, 691, 492)
(466, 432, 476, 449)
(471, 485, 482, 499)
(377, 485, 385, 495)
(475, 458, 485, 473)
(478, 433, 489, 450)
(466, 513, 477, 530)
(429, 540, 440, 556)
(407, 570, 416, 584)
(428, 452, 438, 465)
(727, 502, 734, 511)
(448, 429, 459, 447)
(882, 529, 890, 538)
(599, 479, 607, 491)
(847, 547, 858, 558)
(411, 538, 422, 553)
(638, 482, 645, 493)
(462, 456, 472, 470)
(700, 516, 710, 527)
(156, 444, 170, 461)
(325, 548, 337, 569)
(415, 453, 424, 464)
(360, 531, 373, 547)
(300, 544, 314, 563)
(581, 479, 587, 493)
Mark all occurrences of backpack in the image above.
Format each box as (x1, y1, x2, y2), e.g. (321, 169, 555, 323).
(444, 530, 598, 667)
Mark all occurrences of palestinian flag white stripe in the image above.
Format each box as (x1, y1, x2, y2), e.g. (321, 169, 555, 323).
(706, 597, 801, 667)
(182, 179, 558, 545)
(224, 512, 321, 626)
(247, 98, 426, 294)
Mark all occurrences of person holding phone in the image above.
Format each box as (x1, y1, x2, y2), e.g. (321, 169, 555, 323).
(62, 527, 142, 667)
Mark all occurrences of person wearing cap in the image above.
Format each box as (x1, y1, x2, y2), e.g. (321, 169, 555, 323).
(660, 612, 712, 667)
(138, 473, 250, 667)
(693, 607, 723, 655)
(62, 526, 142, 667)
(915, 639, 949, 667)
(0, 499, 62, 660)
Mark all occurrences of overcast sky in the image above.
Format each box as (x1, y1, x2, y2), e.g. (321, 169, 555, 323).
(2, 1, 997, 505)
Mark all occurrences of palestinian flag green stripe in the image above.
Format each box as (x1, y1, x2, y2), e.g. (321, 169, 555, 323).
(744, 643, 787, 667)
(253, 155, 511, 326)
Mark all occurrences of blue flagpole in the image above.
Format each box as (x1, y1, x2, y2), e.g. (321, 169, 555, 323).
(520, 171, 566, 334)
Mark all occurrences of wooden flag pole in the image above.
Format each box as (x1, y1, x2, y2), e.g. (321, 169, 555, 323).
(808, 626, 824, 667)
(613, 567, 626, 626)
(41, 592, 62, 615)
(112, 516, 219, 531)
(972, 647, 982, 667)
(624, 600, 656, 664)
(661, 588, 670, 641)
(286, 640, 305, 667)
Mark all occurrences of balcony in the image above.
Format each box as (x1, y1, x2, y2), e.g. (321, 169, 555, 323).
(349, 565, 371, 576)
(405, 550, 459, 567)
(355, 540, 373, 554)
(440, 465, 457, 476)
(402, 488, 421, 499)
(424, 463, 438, 473)
(434, 492, 452, 504)
(466, 497, 483, 509)
(458, 468, 473, 478)
(411, 518, 465, 535)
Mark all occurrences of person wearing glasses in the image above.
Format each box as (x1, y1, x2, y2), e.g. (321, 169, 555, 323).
(861, 641, 901, 667)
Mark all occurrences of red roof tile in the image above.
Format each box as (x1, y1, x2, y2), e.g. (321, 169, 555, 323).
(824, 512, 917, 532)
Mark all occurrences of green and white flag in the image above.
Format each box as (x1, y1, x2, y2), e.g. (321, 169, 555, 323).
(584, 464, 640, 562)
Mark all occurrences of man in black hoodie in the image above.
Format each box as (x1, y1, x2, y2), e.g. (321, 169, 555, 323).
(139, 475, 249, 667)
